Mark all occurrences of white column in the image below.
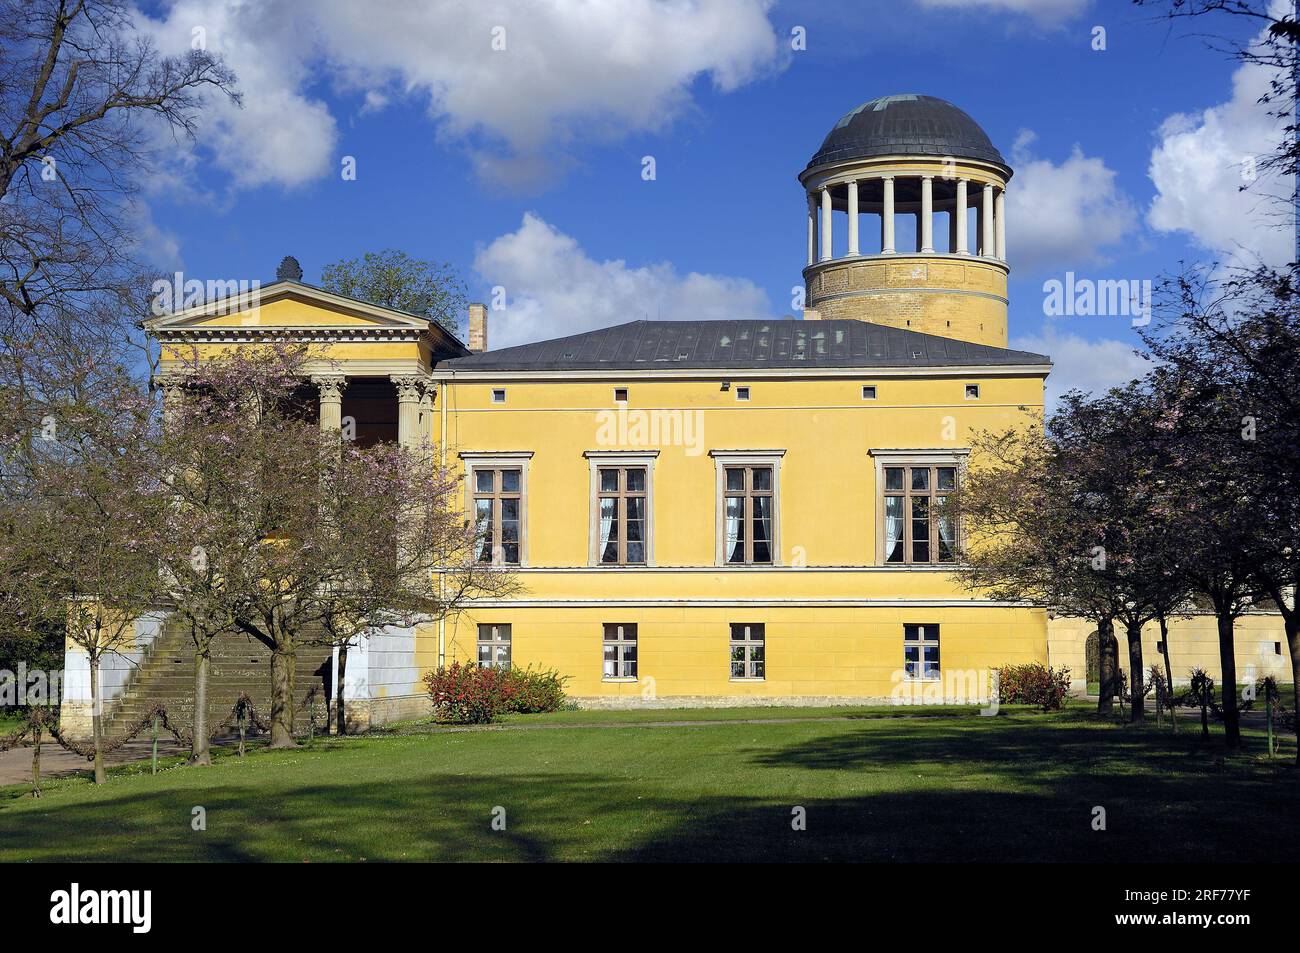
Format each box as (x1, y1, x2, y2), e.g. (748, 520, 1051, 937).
(846, 179, 859, 256)
(995, 186, 1007, 261)
(312, 374, 347, 432)
(982, 183, 995, 257)
(391, 376, 424, 448)
(806, 192, 816, 266)
(881, 176, 895, 254)
(955, 179, 969, 255)
(820, 187, 832, 262)
(920, 176, 934, 253)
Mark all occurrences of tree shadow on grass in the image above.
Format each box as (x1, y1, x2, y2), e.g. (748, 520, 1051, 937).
(2, 717, 1296, 863)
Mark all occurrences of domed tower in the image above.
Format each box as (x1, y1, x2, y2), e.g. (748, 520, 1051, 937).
(800, 94, 1011, 348)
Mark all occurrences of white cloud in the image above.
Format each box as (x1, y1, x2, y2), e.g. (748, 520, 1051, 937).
(1007, 134, 1139, 274)
(473, 213, 773, 348)
(138, 1, 338, 190)
(1011, 326, 1150, 407)
(136, 0, 784, 189)
(1147, 27, 1293, 269)
(915, 0, 1089, 26)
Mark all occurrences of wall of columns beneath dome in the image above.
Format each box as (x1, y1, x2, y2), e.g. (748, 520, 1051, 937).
(801, 170, 1010, 349)
(805, 173, 1006, 262)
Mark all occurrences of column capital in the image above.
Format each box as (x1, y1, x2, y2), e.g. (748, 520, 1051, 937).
(390, 375, 426, 403)
(311, 374, 348, 403)
(155, 374, 190, 399)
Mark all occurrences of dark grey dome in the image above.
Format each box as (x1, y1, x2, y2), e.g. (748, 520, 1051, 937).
(807, 94, 1006, 170)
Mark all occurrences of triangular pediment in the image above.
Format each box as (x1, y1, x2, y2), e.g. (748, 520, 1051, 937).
(146, 280, 438, 333)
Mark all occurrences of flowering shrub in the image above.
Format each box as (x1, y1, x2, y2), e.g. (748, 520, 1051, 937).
(423, 662, 569, 723)
(995, 662, 1072, 710)
(423, 661, 507, 724)
(500, 666, 569, 714)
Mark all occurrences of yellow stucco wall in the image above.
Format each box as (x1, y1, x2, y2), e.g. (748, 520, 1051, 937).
(1048, 614, 1292, 693)
(430, 370, 1050, 702)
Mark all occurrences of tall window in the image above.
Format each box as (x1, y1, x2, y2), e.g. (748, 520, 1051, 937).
(603, 623, 638, 678)
(883, 465, 957, 564)
(904, 624, 940, 680)
(473, 467, 522, 565)
(598, 467, 647, 564)
(729, 623, 765, 679)
(477, 624, 512, 669)
(724, 465, 774, 564)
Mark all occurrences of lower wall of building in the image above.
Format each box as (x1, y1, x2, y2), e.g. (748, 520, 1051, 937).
(1047, 613, 1290, 693)
(436, 605, 1048, 704)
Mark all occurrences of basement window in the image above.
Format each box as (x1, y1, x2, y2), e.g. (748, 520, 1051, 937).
(862, 385, 877, 400)
(491, 388, 507, 403)
(735, 386, 750, 401)
(614, 387, 628, 402)
(964, 384, 980, 400)
(904, 624, 941, 680)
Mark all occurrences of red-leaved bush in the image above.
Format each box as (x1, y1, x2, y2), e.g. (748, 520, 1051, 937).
(995, 662, 1072, 710)
(424, 661, 507, 724)
(423, 662, 569, 723)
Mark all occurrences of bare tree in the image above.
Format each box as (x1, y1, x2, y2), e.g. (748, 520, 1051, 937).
(0, 0, 238, 335)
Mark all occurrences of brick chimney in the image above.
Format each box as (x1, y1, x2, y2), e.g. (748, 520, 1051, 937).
(468, 302, 488, 352)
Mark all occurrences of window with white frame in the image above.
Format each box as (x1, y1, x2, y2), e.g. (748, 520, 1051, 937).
(602, 623, 638, 678)
(597, 466, 647, 564)
(477, 624, 512, 669)
(882, 464, 958, 564)
(712, 451, 783, 567)
(904, 624, 940, 680)
(729, 623, 765, 679)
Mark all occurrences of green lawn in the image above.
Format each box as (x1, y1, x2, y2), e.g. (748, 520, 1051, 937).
(1, 708, 1295, 862)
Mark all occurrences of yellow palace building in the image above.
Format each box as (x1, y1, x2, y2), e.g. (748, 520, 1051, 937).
(63, 95, 1289, 730)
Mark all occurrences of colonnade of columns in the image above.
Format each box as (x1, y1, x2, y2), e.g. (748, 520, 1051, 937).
(806, 175, 1007, 265)
(312, 373, 434, 448)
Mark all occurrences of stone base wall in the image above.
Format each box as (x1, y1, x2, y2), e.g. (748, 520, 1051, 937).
(333, 693, 429, 732)
(571, 694, 968, 710)
(804, 254, 1009, 348)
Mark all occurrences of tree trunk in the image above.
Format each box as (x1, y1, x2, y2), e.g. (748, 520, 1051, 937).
(1126, 621, 1145, 723)
(88, 652, 105, 784)
(268, 641, 297, 748)
(1216, 610, 1240, 749)
(1097, 617, 1117, 715)
(1286, 614, 1300, 767)
(335, 641, 349, 737)
(190, 647, 211, 766)
(1157, 613, 1174, 704)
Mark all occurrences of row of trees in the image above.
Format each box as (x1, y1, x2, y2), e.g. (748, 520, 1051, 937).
(952, 263, 1300, 760)
(1, 342, 512, 781)
(0, 2, 488, 782)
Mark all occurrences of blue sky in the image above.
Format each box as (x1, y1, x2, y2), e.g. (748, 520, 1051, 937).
(136, 0, 1287, 401)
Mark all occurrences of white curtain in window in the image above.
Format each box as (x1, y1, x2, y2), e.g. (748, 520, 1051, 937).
(885, 496, 904, 561)
(599, 498, 616, 560)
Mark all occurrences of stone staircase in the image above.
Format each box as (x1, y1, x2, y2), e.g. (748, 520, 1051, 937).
(104, 616, 334, 740)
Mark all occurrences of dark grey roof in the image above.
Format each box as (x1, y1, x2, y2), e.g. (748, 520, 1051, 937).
(807, 94, 1007, 171)
(438, 320, 1049, 372)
